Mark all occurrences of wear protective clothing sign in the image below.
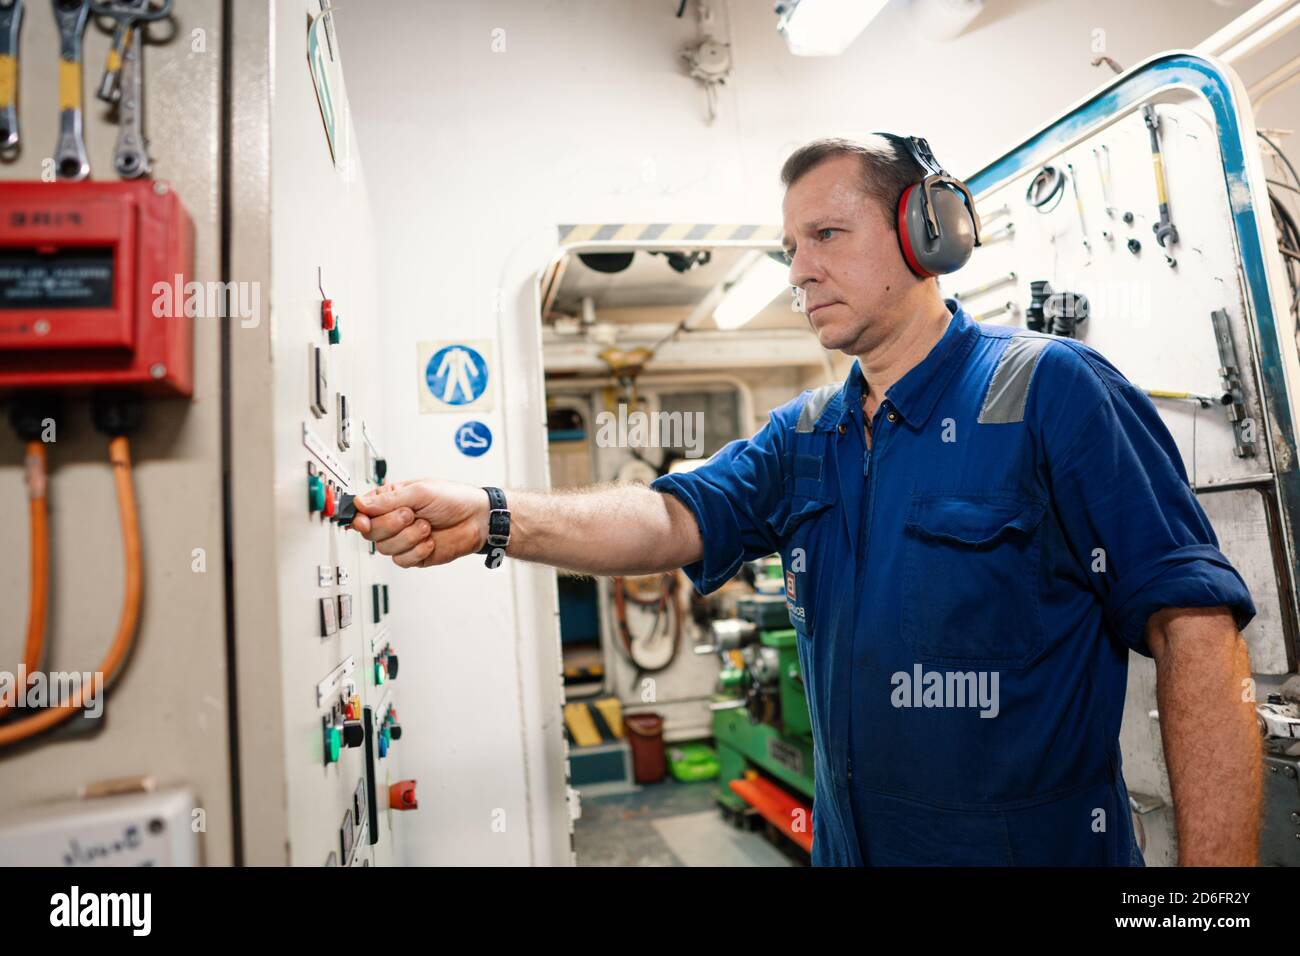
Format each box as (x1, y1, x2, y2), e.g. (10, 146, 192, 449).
(418, 340, 495, 413)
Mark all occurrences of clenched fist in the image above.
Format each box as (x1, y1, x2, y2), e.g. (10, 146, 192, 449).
(350, 479, 489, 568)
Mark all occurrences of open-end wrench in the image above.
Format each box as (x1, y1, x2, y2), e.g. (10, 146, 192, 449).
(52, 0, 90, 180)
(90, 0, 168, 103)
(0, 1, 23, 153)
(1142, 104, 1179, 251)
(111, 22, 145, 176)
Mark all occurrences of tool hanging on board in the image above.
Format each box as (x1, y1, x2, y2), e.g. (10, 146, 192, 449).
(972, 301, 1019, 323)
(952, 271, 1016, 303)
(0, 0, 22, 153)
(111, 21, 146, 176)
(1025, 281, 1089, 338)
(52, 0, 90, 180)
(1210, 308, 1257, 458)
(1067, 163, 1090, 256)
(1092, 145, 1116, 241)
(90, 0, 168, 103)
(1142, 388, 1225, 408)
(1093, 145, 1116, 218)
(1142, 103, 1179, 266)
(1026, 165, 1065, 212)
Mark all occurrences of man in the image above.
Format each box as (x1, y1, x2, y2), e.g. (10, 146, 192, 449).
(351, 135, 1262, 866)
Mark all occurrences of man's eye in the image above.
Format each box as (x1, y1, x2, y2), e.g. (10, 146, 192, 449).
(817, 228, 835, 240)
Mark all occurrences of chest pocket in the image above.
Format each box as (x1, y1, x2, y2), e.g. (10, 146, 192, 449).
(901, 492, 1046, 666)
(773, 451, 835, 638)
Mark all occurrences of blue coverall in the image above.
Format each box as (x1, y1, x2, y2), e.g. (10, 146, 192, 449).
(651, 298, 1256, 866)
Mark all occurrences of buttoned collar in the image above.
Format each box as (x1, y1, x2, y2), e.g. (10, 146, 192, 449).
(826, 298, 977, 431)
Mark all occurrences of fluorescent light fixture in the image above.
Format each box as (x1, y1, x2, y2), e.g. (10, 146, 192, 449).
(713, 255, 790, 331)
(776, 0, 890, 56)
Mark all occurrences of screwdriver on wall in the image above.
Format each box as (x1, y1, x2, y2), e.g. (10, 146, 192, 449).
(51, 0, 89, 180)
(0, 0, 23, 154)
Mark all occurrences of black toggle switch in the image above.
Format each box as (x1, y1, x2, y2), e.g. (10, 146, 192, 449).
(332, 493, 357, 527)
(342, 720, 365, 748)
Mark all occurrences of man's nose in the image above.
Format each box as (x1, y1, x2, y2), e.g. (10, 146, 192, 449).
(787, 248, 821, 293)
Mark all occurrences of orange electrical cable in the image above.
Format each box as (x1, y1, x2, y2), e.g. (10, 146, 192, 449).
(0, 435, 142, 746)
(1, 441, 49, 717)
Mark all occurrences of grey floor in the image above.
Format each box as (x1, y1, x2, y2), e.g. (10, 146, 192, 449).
(573, 776, 799, 867)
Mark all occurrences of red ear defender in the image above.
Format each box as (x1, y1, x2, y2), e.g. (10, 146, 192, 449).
(896, 184, 934, 279)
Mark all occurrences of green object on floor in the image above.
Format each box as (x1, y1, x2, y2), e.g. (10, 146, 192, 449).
(667, 743, 719, 782)
(711, 595, 816, 812)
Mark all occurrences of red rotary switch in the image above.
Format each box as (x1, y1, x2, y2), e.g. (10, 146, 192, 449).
(321, 298, 336, 331)
(389, 780, 418, 811)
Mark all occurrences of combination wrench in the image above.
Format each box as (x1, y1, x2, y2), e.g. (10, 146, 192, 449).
(52, 0, 90, 180)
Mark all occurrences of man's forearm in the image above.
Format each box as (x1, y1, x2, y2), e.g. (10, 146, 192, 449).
(1148, 607, 1261, 866)
(502, 482, 703, 576)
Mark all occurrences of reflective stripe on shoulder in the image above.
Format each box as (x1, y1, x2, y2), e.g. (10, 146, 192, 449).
(977, 333, 1053, 424)
(796, 383, 842, 433)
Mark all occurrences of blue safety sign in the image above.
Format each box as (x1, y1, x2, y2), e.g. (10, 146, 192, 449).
(425, 344, 489, 406)
(455, 421, 493, 457)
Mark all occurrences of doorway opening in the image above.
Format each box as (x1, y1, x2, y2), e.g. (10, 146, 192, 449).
(535, 230, 837, 865)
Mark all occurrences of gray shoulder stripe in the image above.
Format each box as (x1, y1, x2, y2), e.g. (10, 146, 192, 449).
(796, 383, 841, 433)
(978, 334, 1052, 424)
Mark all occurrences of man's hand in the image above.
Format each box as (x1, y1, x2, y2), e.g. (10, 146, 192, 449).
(350, 480, 487, 568)
(1147, 605, 1261, 866)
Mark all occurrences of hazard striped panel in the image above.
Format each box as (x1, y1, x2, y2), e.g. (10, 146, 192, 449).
(557, 223, 782, 244)
(563, 696, 624, 748)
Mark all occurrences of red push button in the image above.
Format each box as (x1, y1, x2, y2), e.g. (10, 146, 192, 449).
(321, 299, 336, 331)
(389, 780, 418, 811)
(324, 483, 336, 518)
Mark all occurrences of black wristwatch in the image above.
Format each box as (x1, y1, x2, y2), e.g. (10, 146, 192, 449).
(477, 486, 510, 568)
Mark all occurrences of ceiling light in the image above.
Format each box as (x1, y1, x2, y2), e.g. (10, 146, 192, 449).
(775, 0, 889, 57)
(713, 255, 790, 330)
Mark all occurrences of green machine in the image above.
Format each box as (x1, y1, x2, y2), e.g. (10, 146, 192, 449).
(706, 570, 815, 820)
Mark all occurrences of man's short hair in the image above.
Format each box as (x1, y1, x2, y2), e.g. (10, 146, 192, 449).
(779, 135, 926, 234)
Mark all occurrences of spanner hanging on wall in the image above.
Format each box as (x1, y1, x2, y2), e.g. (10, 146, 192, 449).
(110, 15, 145, 176)
(0, 1, 23, 154)
(52, 0, 90, 180)
(1142, 103, 1179, 260)
(91, 0, 168, 103)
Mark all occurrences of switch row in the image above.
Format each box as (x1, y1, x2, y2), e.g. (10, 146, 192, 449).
(318, 594, 353, 636)
(377, 704, 402, 758)
(322, 686, 364, 765)
(373, 645, 398, 684)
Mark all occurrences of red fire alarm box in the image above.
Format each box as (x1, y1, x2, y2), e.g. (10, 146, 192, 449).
(0, 181, 194, 397)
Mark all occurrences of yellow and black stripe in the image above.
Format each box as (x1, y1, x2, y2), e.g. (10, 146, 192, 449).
(557, 223, 781, 245)
(563, 697, 623, 748)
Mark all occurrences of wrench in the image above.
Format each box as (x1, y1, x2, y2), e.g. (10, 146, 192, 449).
(111, 19, 145, 176)
(1142, 104, 1179, 250)
(0, 1, 23, 153)
(90, 0, 168, 103)
(52, 0, 90, 180)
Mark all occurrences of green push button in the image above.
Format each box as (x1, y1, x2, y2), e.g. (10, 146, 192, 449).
(308, 474, 326, 512)
(328, 318, 341, 345)
(324, 725, 342, 763)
